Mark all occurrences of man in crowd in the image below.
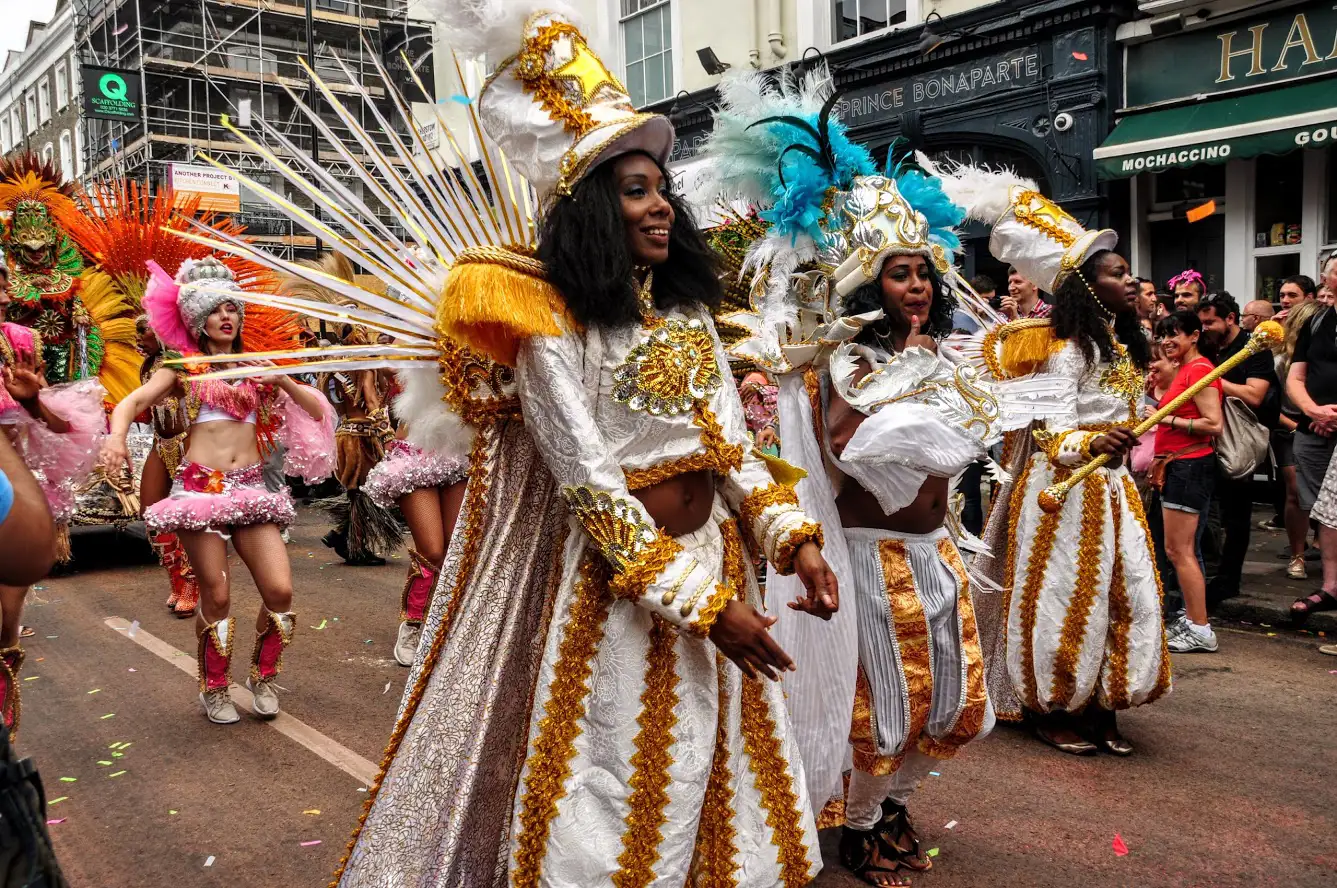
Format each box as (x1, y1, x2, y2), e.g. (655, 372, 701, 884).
(1279, 275, 1317, 319)
(1135, 277, 1158, 334)
(1285, 262, 1337, 621)
(1242, 299, 1275, 332)
(1002, 265, 1050, 319)
(1171, 269, 1206, 311)
(1198, 292, 1279, 606)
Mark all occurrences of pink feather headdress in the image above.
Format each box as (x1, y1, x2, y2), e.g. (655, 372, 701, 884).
(144, 259, 197, 354)
(1167, 269, 1205, 292)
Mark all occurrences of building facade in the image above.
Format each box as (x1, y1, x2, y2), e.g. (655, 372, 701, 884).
(1101, 0, 1337, 300)
(1, 1, 82, 183)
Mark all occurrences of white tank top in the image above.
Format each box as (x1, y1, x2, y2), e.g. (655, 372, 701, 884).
(194, 406, 256, 426)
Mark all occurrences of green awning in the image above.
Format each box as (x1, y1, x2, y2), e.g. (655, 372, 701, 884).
(1095, 76, 1337, 179)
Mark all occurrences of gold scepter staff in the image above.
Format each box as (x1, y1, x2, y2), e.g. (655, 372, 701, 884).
(1038, 319, 1285, 514)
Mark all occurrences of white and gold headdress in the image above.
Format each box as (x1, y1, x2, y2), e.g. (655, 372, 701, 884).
(916, 152, 1117, 294)
(429, 0, 674, 198)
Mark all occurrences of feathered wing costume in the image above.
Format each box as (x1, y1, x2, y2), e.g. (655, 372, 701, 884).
(703, 70, 1071, 819)
(918, 153, 1172, 723)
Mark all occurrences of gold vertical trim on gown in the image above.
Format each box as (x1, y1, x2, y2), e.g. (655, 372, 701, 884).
(1016, 470, 1065, 711)
(1050, 473, 1107, 709)
(692, 655, 739, 888)
(739, 677, 812, 888)
(511, 553, 613, 888)
(1103, 478, 1133, 709)
(1122, 474, 1173, 703)
(612, 615, 681, 888)
(919, 540, 989, 760)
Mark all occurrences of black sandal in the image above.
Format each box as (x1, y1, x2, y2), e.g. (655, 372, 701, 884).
(1290, 590, 1337, 621)
(839, 826, 912, 887)
(878, 800, 933, 872)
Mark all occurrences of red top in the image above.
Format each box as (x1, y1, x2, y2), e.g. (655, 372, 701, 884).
(1154, 356, 1220, 458)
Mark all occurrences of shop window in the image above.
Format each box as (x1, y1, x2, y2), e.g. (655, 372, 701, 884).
(621, 0, 673, 108)
(1254, 154, 1303, 249)
(834, 0, 909, 43)
(1256, 253, 1301, 304)
(1151, 166, 1225, 208)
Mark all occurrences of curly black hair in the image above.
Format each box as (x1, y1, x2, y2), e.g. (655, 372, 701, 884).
(1051, 250, 1150, 370)
(842, 258, 957, 349)
(535, 151, 723, 330)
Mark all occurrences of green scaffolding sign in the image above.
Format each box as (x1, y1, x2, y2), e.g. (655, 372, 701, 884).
(81, 65, 140, 123)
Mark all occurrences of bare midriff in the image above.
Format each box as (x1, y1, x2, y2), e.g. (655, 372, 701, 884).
(184, 419, 261, 471)
(837, 474, 949, 535)
(633, 468, 716, 537)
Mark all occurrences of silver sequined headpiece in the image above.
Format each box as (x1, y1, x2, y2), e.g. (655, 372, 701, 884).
(176, 257, 246, 335)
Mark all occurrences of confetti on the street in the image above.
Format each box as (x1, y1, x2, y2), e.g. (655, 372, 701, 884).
(23, 676, 38, 682)
(382, 681, 391, 695)
(333, 617, 339, 622)
(1267, 632, 1277, 637)
(357, 787, 367, 792)
(49, 797, 68, 805)
(100, 713, 115, 720)
(1112, 834, 1129, 856)
(87, 689, 101, 694)
(204, 856, 215, 867)
(59, 777, 76, 783)
(1261, 623, 1272, 628)
(944, 820, 957, 830)
(45, 635, 58, 639)
(97, 760, 112, 766)
(46, 819, 65, 825)
(927, 848, 940, 857)
(128, 668, 136, 672)
(929, 771, 941, 777)
(312, 619, 328, 630)
(128, 621, 140, 638)
(300, 840, 322, 847)
(108, 770, 127, 778)
(112, 752, 123, 758)
(364, 639, 373, 644)
(303, 809, 321, 815)
(169, 810, 178, 815)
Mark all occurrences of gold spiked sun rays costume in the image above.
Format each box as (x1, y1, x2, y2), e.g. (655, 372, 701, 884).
(171, 4, 824, 886)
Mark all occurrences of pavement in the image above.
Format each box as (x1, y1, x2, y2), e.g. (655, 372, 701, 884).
(17, 505, 1337, 887)
(1214, 511, 1337, 635)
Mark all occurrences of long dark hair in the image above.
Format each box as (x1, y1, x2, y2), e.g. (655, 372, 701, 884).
(1051, 250, 1150, 370)
(536, 151, 723, 329)
(842, 258, 957, 348)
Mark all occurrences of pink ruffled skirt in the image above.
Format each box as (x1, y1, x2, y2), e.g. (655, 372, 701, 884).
(145, 462, 294, 533)
(363, 440, 468, 509)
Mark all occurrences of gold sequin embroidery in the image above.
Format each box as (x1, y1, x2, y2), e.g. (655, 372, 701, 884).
(1104, 478, 1133, 710)
(692, 657, 739, 887)
(563, 486, 658, 574)
(613, 318, 723, 416)
(771, 521, 824, 577)
(740, 677, 812, 887)
(512, 554, 613, 888)
(1050, 472, 1107, 709)
(1016, 465, 1067, 711)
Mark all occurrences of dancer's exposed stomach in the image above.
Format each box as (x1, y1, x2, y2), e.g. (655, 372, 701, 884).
(633, 469, 716, 537)
(838, 474, 948, 535)
(184, 419, 261, 471)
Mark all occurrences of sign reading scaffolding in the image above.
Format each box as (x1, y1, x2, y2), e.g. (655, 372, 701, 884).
(81, 65, 141, 122)
(168, 163, 241, 214)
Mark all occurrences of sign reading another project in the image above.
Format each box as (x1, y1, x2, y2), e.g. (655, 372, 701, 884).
(168, 163, 240, 214)
(81, 66, 140, 122)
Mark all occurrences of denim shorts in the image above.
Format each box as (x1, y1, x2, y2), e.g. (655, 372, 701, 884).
(1162, 454, 1216, 514)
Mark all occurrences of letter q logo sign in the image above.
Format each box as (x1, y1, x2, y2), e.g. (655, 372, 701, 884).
(99, 72, 128, 100)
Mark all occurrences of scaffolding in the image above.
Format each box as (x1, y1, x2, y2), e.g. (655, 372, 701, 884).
(72, 0, 416, 257)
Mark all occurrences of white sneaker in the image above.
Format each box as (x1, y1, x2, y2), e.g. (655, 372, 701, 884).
(1168, 622, 1218, 653)
(246, 677, 280, 718)
(200, 688, 241, 724)
(394, 621, 421, 667)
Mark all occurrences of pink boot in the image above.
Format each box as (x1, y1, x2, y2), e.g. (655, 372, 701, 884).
(0, 646, 25, 742)
(248, 610, 294, 719)
(197, 618, 239, 724)
(394, 550, 440, 667)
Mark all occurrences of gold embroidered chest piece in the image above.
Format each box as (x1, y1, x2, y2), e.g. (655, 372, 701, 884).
(1098, 338, 1143, 409)
(612, 273, 722, 416)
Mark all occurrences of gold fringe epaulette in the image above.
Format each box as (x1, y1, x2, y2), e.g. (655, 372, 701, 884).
(982, 318, 1059, 380)
(437, 246, 571, 367)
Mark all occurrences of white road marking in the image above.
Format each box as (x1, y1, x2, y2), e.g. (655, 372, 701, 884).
(105, 616, 379, 785)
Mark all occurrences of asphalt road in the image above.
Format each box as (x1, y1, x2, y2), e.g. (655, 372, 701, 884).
(19, 507, 1337, 887)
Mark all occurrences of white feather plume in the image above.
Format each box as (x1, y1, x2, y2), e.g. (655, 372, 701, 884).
(395, 367, 475, 460)
(915, 151, 1037, 225)
(419, 0, 579, 59)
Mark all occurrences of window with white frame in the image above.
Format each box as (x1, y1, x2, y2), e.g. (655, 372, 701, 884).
(74, 123, 82, 176)
(41, 142, 53, 166)
(38, 78, 51, 123)
(25, 93, 37, 133)
(833, 0, 909, 43)
(59, 131, 73, 181)
(0, 117, 8, 152)
(621, 0, 673, 108)
(10, 108, 21, 144)
(55, 62, 69, 109)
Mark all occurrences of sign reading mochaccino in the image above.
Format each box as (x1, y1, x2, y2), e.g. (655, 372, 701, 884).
(1125, 1, 1337, 108)
(834, 47, 1041, 127)
(81, 65, 140, 122)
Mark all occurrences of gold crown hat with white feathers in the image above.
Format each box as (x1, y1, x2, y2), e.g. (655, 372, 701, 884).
(433, 0, 675, 199)
(915, 151, 1118, 294)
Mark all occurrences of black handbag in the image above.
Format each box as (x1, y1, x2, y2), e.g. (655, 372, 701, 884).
(0, 731, 67, 888)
